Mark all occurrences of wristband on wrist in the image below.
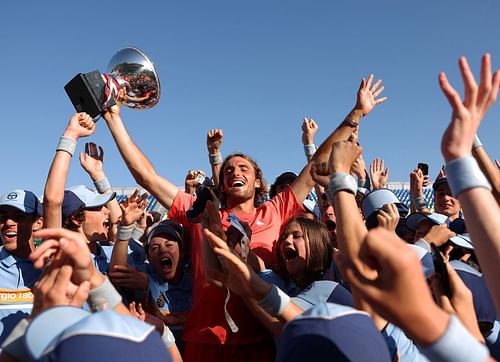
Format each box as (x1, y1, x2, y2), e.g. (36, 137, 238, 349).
(303, 144, 317, 157)
(117, 223, 135, 241)
(257, 284, 291, 317)
(87, 276, 122, 312)
(131, 227, 145, 241)
(161, 326, 176, 349)
(94, 177, 112, 194)
(56, 136, 77, 157)
(472, 134, 482, 149)
(327, 173, 358, 198)
(413, 195, 428, 211)
(342, 116, 359, 128)
(445, 156, 491, 197)
(209, 152, 223, 166)
(421, 315, 489, 362)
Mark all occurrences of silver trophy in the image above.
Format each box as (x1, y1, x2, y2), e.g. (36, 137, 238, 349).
(65, 47, 161, 119)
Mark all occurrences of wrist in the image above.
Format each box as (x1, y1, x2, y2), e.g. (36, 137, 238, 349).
(404, 304, 450, 347)
(117, 223, 135, 240)
(348, 108, 365, 120)
(444, 156, 491, 197)
(62, 130, 79, 141)
(209, 152, 223, 166)
(89, 271, 105, 290)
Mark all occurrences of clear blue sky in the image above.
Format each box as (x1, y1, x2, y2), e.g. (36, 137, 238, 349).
(1, 0, 499, 197)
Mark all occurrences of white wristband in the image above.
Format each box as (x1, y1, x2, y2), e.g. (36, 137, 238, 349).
(421, 315, 489, 362)
(303, 144, 317, 157)
(94, 177, 112, 193)
(445, 156, 491, 197)
(209, 152, 223, 165)
(117, 223, 135, 241)
(413, 195, 427, 211)
(131, 227, 145, 241)
(327, 173, 357, 198)
(87, 276, 122, 312)
(472, 134, 482, 149)
(56, 136, 77, 157)
(257, 284, 291, 317)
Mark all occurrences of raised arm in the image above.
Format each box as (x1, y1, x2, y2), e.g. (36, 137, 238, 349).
(102, 106, 179, 208)
(471, 136, 500, 204)
(206, 129, 224, 189)
(292, 74, 387, 202)
(43, 113, 95, 228)
(79, 142, 122, 240)
(439, 53, 500, 314)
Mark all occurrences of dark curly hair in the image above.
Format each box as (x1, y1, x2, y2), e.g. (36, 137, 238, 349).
(216, 153, 268, 207)
(62, 206, 86, 231)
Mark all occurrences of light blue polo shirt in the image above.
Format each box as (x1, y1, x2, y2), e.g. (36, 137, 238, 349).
(0, 247, 41, 346)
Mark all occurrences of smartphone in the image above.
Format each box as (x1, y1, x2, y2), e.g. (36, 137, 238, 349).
(417, 163, 429, 176)
(430, 243, 452, 298)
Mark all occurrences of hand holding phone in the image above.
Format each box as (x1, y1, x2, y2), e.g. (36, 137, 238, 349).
(431, 243, 452, 298)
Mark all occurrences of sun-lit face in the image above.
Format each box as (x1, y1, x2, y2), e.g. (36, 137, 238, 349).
(434, 183, 461, 220)
(148, 236, 182, 283)
(280, 221, 307, 280)
(222, 156, 261, 204)
(0, 206, 38, 257)
(82, 205, 110, 242)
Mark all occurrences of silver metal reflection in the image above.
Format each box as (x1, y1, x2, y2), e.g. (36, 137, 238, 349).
(106, 47, 161, 110)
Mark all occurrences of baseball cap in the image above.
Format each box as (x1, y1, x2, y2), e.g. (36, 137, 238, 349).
(146, 220, 184, 250)
(409, 244, 434, 278)
(449, 233, 474, 250)
(0, 190, 43, 216)
(432, 176, 448, 191)
(24, 306, 172, 361)
(361, 189, 405, 218)
(277, 303, 391, 362)
(62, 185, 116, 219)
(405, 212, 448, 232)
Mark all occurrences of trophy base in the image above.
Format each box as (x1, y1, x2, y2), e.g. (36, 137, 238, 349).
(64, 71, 115, 119)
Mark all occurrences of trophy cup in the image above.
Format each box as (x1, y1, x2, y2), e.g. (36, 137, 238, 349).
(64, 47, 160, 119)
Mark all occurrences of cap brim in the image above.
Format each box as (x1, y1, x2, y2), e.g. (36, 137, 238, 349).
(26, 306, 90, 359)
(85, 192, 116, 208)
(449, 235, 474, 250)
(361, 189, 401, 218)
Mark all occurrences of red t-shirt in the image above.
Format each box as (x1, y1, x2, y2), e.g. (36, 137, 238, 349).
(168, 186, 304, 345)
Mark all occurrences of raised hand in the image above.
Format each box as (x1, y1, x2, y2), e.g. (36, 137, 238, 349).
(439, 54, 500, 162)
(119, 189, 149, 226)
(355, 74, 388, 116)
(129, 301, 146, 321)
(109, 265, 148, 290)
(301, 118, 318, 145)
(185, 169, 206, 195)
(410, 168, 425, 197)
(376, 203, 400, 232)
(329, 141, 363, 174)
(64, 112, 96, 140)
(80, 142, 105, 181)
(338, 227, 449, 346)
(30, 228, 104, 288)
(207, 129, 224, 154)
(351, 154, 367, 180)
(204, 229, 270, 300)
(310, 161, 331, 188)
(430, 263, 484, 342)
(370, 158, 390, 189)
(31, 264, 90, 318)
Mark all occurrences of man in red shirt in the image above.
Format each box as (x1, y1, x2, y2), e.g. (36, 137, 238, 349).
(103, 74, 386, 361)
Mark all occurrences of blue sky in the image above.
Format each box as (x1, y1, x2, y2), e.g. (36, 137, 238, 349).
(1, 1, 499, 197)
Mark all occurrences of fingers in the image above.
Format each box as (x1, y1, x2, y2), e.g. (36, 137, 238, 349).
(29, 239, 60, 269)
(70, 281, 90, 307)
(459, 56, 478, 108)
(366, 74, 374, 89)
(438, 72, 464, 111)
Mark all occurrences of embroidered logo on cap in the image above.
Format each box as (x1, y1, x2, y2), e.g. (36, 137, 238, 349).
(6, 192, 18, 200)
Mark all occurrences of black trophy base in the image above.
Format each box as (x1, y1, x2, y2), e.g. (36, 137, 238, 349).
(64, 71, 115, 119)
